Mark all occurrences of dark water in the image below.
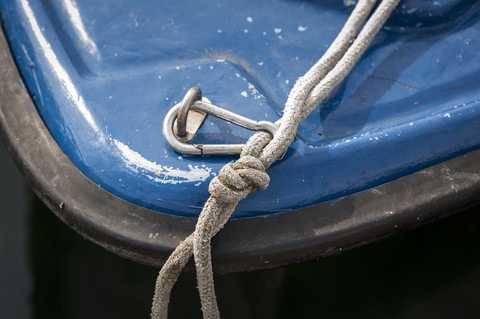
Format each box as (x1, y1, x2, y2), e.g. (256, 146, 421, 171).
(1, 141, 480, 319)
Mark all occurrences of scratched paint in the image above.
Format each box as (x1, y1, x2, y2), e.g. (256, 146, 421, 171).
(113, 139, 212, 185)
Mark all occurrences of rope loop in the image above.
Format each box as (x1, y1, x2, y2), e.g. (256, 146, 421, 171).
(209, 155, 269, 202)
(152, 1, 401, 318)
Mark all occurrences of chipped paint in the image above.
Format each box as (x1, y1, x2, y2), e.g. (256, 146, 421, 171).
(343, 0, 357, 7)
(113, 139, 212, 185)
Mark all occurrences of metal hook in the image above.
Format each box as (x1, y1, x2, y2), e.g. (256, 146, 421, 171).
(163, 87, 278, 156)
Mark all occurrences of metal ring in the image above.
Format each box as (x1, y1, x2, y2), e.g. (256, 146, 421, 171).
(163, 90, 278, 156)
(175, 87, 202, 137)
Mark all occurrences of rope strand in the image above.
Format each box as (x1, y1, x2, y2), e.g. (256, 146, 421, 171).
(151, 1, 400, 318)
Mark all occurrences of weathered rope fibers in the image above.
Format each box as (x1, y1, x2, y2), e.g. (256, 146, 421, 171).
(151, 0, 400, 318)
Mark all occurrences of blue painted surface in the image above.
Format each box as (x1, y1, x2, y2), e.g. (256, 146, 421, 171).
(1, 0, 480, 218)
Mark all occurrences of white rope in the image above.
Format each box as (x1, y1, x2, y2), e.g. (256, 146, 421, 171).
(151, 0, 400, 318)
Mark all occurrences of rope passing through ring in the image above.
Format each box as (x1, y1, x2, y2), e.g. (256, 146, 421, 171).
(151, 1, 401, 318)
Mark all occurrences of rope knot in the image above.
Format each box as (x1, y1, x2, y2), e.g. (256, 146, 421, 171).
(208, 155, 269, 202)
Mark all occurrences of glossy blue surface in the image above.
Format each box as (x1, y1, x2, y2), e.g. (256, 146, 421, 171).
(1, 0, 480, 218)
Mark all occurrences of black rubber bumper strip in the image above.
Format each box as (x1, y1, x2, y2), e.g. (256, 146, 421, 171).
(2, 27, 480, 273)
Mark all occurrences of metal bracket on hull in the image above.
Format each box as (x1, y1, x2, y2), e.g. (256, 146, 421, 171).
(163, 87, 278, 156)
